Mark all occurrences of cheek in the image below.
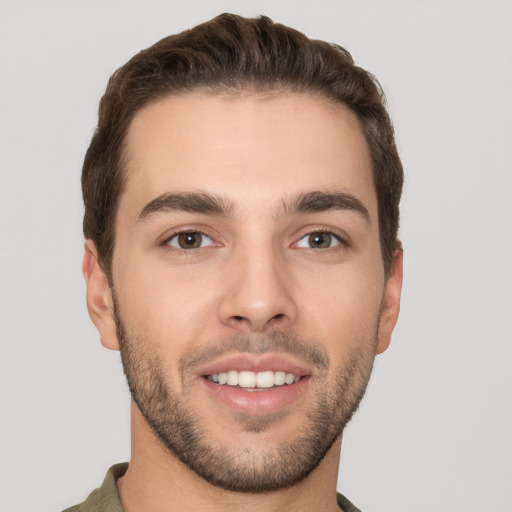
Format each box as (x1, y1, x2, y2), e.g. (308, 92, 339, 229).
(113, 275, 213, 389)
(298, 265, 383, 355)
(114, 259, 222, 350)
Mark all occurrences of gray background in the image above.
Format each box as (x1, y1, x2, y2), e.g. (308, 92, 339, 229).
(1, 1, 511, 511)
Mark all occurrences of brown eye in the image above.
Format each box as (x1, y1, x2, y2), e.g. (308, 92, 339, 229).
(308, 233, 331, 248)
(167, 232, 213, 249)
(296, 231, 341, 249)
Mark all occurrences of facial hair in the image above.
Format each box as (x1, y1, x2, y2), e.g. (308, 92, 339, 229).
(113, 296, 377, 493)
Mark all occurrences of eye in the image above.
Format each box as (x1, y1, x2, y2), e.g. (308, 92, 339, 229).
(166, 231, 214, 249)
(296, 231, 342, 249)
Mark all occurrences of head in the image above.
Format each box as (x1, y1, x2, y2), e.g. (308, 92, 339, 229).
(82, 13, 403, 281)
(82, 13, 403, 495)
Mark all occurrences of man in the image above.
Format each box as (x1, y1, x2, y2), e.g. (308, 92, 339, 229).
(69, 12, 403, 512)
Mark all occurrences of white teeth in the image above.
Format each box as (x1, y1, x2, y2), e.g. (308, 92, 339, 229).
(256, 371, 274, 388)
(238, 371, 256, 388)
(284, 373, 295, 385)
(208, 370, 301, 389)
(274, 371, 286, 385)
(227, 370, 239, 386)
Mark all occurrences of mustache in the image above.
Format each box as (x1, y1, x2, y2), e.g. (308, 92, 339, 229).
(179, 331, 330, 374)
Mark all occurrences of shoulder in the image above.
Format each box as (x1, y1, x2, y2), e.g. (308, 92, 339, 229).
(61, 488, 101, 512)
(337, 492, 364, 512)
(60, 463, 128, 512)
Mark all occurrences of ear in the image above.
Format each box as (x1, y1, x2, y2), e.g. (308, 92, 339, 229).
(376, 248, 403, 354)
(82, 240, 120, 350)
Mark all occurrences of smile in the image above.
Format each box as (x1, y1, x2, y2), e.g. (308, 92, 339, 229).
(196, 353, 312, 414)
(206, 370, 300, 389)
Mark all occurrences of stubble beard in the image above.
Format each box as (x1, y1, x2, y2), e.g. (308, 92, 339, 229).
(113, 298, 378, 493)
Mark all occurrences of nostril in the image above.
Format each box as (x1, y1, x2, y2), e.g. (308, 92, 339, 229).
(226, 311, 292, 331)
(270, 313, 286, 322)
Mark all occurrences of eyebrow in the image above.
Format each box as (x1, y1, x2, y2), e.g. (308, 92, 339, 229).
(282, 190, 370, 222)
(137, 189, 370, 224)
(137, 192, 236, 222)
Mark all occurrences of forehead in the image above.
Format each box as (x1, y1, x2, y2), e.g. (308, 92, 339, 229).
(120, 92, 376, 220)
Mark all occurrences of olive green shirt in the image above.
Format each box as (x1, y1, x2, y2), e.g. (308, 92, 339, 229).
(62, 463, 363, 512)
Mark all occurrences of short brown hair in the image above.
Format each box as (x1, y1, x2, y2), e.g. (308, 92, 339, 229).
(82, 13, 403, 278)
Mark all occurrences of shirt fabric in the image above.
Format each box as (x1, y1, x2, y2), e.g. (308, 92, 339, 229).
(62, 463, 363, 512)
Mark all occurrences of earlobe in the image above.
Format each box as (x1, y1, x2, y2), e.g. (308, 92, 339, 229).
(82, 240, 120, 351)
(376, 248, 403, 354)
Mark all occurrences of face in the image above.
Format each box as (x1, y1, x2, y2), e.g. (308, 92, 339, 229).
(84, 92, 402, 492)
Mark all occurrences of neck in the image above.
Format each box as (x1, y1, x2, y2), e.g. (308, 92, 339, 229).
(117, 403, 343, 512)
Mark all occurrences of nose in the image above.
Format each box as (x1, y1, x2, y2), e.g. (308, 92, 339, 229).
(218, 243, 298, 333)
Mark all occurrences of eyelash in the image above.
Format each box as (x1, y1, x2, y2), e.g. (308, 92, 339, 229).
(294, 228, 348, 250)
(161, 227, 348, 253)
(162, 229, 216, 252)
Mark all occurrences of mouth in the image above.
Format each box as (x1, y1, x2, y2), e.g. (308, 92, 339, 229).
(206, 370, 301, 390)
(197, 354, 312, 415)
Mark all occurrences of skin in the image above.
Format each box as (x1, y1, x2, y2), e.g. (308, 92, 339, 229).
(83, 92, 403, 512)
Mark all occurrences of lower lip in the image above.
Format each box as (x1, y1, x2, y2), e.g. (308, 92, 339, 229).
(201, 376, 311, 415)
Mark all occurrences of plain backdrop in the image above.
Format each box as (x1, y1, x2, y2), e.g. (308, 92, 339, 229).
(1, 1, 511, 511)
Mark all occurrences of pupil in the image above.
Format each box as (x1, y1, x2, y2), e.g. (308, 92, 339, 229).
(179, 233, 201, 248)
(309, 233, 330, 248)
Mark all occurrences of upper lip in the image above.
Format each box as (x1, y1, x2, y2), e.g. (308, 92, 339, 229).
(195, 353, 312, 378)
